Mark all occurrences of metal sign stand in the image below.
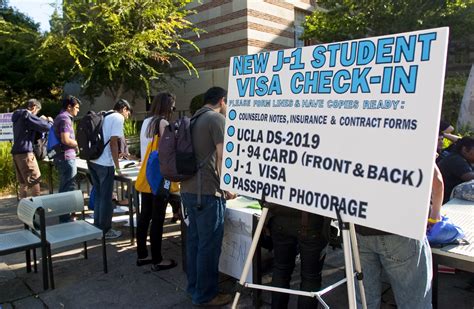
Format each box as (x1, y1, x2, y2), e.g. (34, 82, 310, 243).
(231, 200, 367, 309)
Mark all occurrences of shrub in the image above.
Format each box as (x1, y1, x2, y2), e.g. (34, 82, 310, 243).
(442, 74, 468, 127)
(189, 93, 205, 115)
(38, 98, 63, 119)
(123, 118, 138, 137)
(0, 141, 16, 193)
(0, 141, 59, 195)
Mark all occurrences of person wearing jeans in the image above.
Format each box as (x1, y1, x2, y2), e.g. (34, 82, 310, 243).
(356, 233, 432, 309)
(53, 95, 80, 222)
(88, 161, 115, 232)
(89, 99, 131, 239)
(181, 87, 236, 307)
(355, 164, 442, 308)
(181, 193, 226, 303)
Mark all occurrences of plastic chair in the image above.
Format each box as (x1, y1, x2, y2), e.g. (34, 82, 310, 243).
(0, 199, 49, 289)
(27, 190, 107, 289)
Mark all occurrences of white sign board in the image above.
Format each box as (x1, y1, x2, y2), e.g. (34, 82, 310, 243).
(219, 204, 259, 283)
(0, 113, 13, 141)
(221, 28, 449, 240)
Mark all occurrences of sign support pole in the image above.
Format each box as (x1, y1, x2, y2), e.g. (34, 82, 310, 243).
(232, 206, 269, 308)
(231, 203, 367, 309)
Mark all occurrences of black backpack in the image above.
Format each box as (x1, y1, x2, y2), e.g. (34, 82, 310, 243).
(76, 111, 113, 160)
(32, 131, 48, 161)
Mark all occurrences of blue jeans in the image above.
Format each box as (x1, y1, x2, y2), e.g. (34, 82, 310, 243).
(88, 162, 115, 232)
(55, 158, 77, 223)
(356, 234, 432, 309)
(55, 158, 77, 193)
(181, 193, 226, 304)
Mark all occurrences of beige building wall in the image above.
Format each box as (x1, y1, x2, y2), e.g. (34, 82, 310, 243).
(170, 0, 315, 114)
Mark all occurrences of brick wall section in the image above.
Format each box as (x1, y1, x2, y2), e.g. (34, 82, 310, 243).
(195, 9, 248, 28)
(179, 38, 291, 71)
(194, 9, 293, 29)
(182, 39, 249, 58)
(189, 22, 248, 41)
(248, 9, 293, 28)
(194, 0, 233, 13)
(180, 0, 299, 71)
(183, 37, 290, 58)
(248, 22, 293, 38)
(248, 39, 290, 51)
(187, 21, 293, 42)
(263, 0, 294, 10)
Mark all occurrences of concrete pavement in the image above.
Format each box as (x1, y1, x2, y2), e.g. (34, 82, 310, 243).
(1, 194, 473, 308)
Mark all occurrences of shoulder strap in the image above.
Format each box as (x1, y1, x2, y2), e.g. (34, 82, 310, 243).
(190, 109, 211, 128)
(104, 111, 115, 117)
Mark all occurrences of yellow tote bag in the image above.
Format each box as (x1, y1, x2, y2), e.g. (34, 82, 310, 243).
(135, 135, 159, 193)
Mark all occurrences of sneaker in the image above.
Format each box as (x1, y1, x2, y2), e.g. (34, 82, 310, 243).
(194, 293, 232, 307)
(104, 229, 122, 239)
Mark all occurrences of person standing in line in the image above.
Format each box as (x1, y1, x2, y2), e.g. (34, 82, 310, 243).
(53, 95, 81, 222)
(181, 87, 236, 307)
(88, 99, 131, 239)
(11, 99, 53, 199)
(268, 205, 328, 309)
(355, 163, 443, 309)
(136, 92, 177, 271)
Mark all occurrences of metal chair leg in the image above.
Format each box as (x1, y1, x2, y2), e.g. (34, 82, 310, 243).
(102, 234, 108, 273)
(84, 241, 88, 259)
(33, 248, 38, 273)
(47, 245, 54, 289)
(41, 246, 49, 290)
(25, 249, 31, 273)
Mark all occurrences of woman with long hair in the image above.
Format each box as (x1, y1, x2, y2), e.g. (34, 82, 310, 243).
(136, 92, 177, 271)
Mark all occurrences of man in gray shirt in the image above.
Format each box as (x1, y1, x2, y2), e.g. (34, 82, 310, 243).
(181, 87, 233, 307)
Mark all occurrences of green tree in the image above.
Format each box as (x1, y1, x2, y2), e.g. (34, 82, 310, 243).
(0, 4, 68, 111)
(44, 0, 201, 102)
(0, 6, 41, 110)
(304, 0, 474, 43)
(303, 0, 474, 128)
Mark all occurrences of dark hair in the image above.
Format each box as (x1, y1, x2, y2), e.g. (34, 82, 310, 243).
(455, 136, 474, 153)
(26, 99, 41, 110)
(62, 95, 81, 109)
(149, 92, 175, 118)
(113, 98, 132, 112)
(204, 87, 227, 106)
(146, 92, 176, 138)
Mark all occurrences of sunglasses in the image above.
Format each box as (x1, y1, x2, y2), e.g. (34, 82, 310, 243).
(171, 106, 176, 112)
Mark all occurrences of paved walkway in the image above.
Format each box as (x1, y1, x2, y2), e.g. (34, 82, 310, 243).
(1, 194, 473, 308)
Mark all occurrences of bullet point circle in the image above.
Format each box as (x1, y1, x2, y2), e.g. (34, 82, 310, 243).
(224, 173, 231, 184)
(229, 110, 237, 120)
(225, 158, 232, 168)
(227, 126, 235, 137)
(226, 142, 234, 152)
